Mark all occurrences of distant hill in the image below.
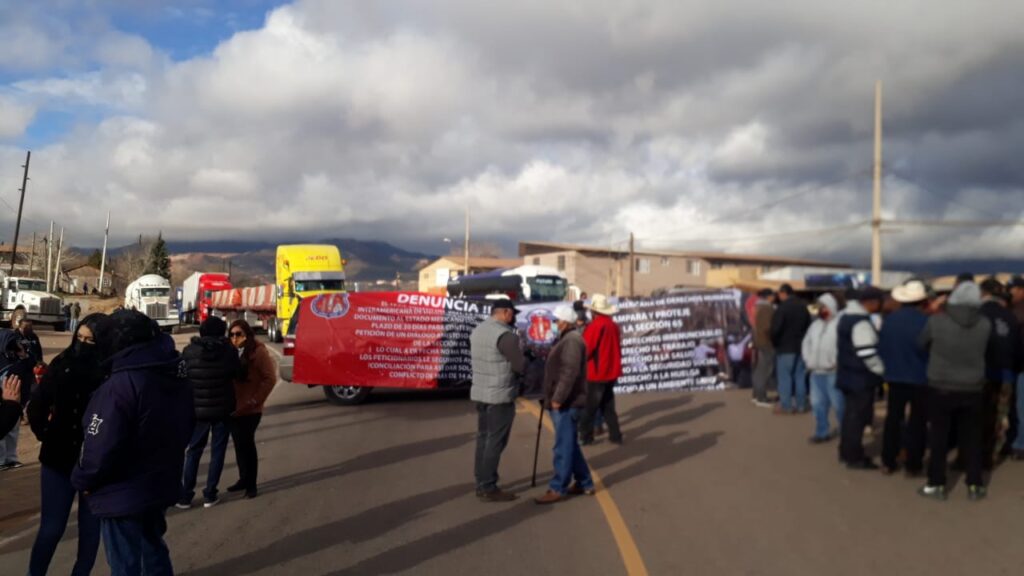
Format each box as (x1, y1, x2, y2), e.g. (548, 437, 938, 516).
(160, 238, 436, 287)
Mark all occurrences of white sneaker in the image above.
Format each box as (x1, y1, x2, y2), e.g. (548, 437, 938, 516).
(203, 497, 220, 509)
(174, 501, 191, 510)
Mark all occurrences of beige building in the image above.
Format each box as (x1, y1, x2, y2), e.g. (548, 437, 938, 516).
(417, 256, 523, 294)
(518, 241, 848, 296)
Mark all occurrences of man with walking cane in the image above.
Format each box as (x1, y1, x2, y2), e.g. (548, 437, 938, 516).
(536, 305, 596, 504)
(470, 299, 526, 502)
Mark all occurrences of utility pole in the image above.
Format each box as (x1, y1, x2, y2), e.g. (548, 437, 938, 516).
(10, 151, 31, 275)
(871, 80, 883, 284)
(99, 211, 110, 296)
(463, 206, 470, 276)
(54, 227, 65, 292)
(46, 221, 54, 291)
(28, 233, 36, 276)
(628, 232, 635, 298)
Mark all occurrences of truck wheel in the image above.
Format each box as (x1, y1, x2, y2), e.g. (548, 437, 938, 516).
(269, 320, 283, 344)
(10, 309, 25, 329)
(323, 385, 371, 406)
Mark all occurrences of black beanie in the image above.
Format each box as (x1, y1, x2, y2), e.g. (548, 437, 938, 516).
(200, 316, 227, 338)
(109, 309, 160, 355)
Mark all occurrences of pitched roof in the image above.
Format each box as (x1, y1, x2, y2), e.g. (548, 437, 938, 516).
(518, 241, 849, 268)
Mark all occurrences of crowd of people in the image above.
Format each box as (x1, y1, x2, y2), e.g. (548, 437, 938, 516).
(748, 275, 1024, 500)
(1, 309, 277, 575)
(469, 293, 623, 505)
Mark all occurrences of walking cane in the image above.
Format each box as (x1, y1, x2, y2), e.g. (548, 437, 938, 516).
(531, 399, 544, 488)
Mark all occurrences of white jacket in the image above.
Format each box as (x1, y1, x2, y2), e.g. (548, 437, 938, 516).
(801, 294, 839, 374)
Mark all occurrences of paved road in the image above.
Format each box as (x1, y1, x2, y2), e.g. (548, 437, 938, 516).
(2, 328, 1024, 574)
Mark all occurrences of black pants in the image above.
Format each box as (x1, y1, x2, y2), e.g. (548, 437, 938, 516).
(927, 389, 984, 487)
(231, 414, 262, 491)
(474, 402, 515, 493)
(981, 380, 1001, 467)
(839, 387, 875, 464)
(881, 383, 928, 471)
(1006, 383, 1019, 456)
(579, 380, 622, 443)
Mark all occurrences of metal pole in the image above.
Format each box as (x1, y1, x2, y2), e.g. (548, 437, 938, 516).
(463, 206, 470, 276)
(46, 221, 54, 290)
(54, 227, 64, 292)
(99, 211, 109, 296)
(871, 81, 883, 284)
(28, 232, 36, 276)
(628, 232, 635, 298)
(531, 399, 545, 488)
(9, 151, 30, 275)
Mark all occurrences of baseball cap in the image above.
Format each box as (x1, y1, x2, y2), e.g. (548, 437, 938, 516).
(490, 299, 519, 313)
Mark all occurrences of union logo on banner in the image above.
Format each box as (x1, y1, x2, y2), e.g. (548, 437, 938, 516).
(524, 309, 556, 346)
(310, 293, 351, 319)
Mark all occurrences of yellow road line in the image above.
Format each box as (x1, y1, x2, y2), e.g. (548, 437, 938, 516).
(518, 399, 650, 576)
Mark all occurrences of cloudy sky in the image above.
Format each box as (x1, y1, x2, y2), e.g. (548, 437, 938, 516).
(1, 0, 1022, 264)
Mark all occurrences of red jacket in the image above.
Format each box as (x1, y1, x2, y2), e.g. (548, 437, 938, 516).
(583, 314, 622, 382)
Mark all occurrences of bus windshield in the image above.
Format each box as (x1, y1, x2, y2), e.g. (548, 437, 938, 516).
(141, 287, 170, 298)
(295, 279, 345, 293)
(527, 276, 568, 302)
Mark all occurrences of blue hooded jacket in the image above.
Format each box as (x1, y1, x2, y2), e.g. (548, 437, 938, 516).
(71, 333, 194, 518)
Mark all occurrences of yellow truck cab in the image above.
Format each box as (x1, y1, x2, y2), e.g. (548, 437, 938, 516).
(274, 244, 345, 341)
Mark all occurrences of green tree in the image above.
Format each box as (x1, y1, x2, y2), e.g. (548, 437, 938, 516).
(144, 233, 171, 278)
(87, 249, 103, 269)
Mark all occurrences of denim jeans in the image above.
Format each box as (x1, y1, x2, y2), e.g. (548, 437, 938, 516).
(101, 508, 174, 576)
(549, 408, 594, 494)
(181, 420, 231, 502)
(776, 354, 807, 411)
(474, 402, 516, 493)
(1014, 373, 1024, 451)
(809, 372, 844, 439)
(0, 419, 19, 464)
(29, 465, 101, 576)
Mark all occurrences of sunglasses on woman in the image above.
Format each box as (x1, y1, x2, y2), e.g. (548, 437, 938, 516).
(229, 331, 245, 338)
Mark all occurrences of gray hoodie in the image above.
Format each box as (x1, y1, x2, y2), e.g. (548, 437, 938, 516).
(919, 282, 992, 392)
(802, 294, 839, 374)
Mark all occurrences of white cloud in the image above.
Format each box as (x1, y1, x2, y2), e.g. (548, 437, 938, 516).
(2, 0, 1024, 266)
(0, 96, 36, 138)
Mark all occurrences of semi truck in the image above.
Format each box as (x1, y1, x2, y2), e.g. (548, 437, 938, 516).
(181, 272, 232, 325)
(0, 272, 65, 329)
(210, 244, 345, 342)
(124, 274, 180, 331)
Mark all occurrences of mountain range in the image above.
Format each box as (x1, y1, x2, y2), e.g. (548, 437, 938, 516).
(109, 238, 437, 287)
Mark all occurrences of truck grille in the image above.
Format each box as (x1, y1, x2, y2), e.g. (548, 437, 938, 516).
(146, 303, 168, 319)
(40, 298, 61, 316)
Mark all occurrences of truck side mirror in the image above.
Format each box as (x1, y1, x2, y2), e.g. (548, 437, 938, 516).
(275, 285, 283, 299)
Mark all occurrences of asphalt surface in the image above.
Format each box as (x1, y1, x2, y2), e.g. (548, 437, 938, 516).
(2, 328, 1024, 574)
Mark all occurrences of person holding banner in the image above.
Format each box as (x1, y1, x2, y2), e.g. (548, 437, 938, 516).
(579, 294, 623, 446)
(536, 305, 596, 504)
(470, 299, 526, 502)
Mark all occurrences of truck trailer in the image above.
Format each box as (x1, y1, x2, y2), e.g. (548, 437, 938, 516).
(181, 272, 232, 325)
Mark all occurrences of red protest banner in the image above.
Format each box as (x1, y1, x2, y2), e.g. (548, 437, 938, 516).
(292, 292, 487, 389)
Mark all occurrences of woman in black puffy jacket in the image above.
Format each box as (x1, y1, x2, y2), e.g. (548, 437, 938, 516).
(27, 312, 111, 576)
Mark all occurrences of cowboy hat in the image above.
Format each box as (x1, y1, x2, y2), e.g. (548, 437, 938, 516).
(891, 280, 929, 304)
(586, 294, 618, 316)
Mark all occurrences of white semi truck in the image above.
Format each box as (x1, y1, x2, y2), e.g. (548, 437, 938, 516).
(125, 274, 180, 331)
(0, 272, 65, 329)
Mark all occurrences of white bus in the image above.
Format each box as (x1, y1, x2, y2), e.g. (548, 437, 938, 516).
(446, 265, 568, 303)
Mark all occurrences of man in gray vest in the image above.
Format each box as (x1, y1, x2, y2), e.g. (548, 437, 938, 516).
(470, 299, 526, 502)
